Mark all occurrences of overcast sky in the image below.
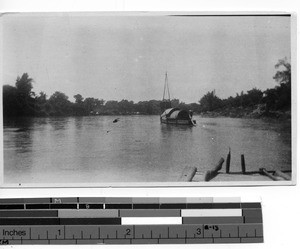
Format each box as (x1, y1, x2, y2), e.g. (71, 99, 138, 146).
(2, 13, 291, 103)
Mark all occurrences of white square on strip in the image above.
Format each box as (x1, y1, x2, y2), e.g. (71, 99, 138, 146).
(213, 197, 241, 203)
(121, 217, 182, 225)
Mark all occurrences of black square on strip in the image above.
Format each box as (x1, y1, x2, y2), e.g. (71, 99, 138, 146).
(186, 203, 213, 209)
(211, 203, 241, 209)
(241, 203, 262, 208)
(105, 204, 132, 209)
(160, 203, 186, 209)
(0, 218, 60, 225)
(26, 204, 50, 209)
(0, 204, 24, 210)
(133, 204, 160, 209)
(60, 218, 121, 225)
(79, 204, 103, 209)
(50, 204, 77, 209)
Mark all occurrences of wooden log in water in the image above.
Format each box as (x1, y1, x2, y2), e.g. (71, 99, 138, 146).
(204, 158, 225, 182)
(226, 147, 231, 173)
(241, 154, 246, 174)
(178, 166, 197, 182)
(274, 170, 291, 180)
(260, 168, 278, 181)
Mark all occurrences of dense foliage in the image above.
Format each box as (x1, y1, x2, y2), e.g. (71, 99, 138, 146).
(198, 58, 291, 115)
(3, 59, 291, 118)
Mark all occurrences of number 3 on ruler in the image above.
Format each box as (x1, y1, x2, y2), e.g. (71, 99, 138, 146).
(196, 228, 201, 235)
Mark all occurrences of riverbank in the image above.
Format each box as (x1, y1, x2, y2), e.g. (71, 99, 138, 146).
(199, 106, 291, 121)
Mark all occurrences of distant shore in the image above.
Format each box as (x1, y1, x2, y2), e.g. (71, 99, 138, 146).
(198, 106, 291, 121)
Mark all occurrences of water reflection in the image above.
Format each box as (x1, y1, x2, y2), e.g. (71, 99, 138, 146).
(74, 116, 85, 130)
(3, 115, 292, 184)
(4, 117, 34, 130)
(160, 123, 193, 138)
(49, 117, 71, 131)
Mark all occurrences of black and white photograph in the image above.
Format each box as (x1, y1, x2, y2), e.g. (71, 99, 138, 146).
(1, 13, 294, 186)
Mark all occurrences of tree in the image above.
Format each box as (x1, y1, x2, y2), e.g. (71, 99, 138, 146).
(3, 85, 18, 117)
(74, 94, 84, 104)
(273, 58, 291, 86)
(48, 91, 72, 115)
(14, 73, 36, 116)
(245, 88, 263, 106)
(83, 97, 99, 114)
(15, 73, 34, 98)
(119, 99, 135, 114)
(199, 90, 222, 112)
(263, 58, 291, 111)
(36, 91, 47, 104)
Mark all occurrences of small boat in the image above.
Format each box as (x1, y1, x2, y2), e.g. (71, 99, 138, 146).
(160, 72, 196, 126)
(161, 107, 196, 125)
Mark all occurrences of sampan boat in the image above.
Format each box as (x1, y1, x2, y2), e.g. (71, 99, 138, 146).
(160, 107, 196, 126)
(160, 72, 196, 126)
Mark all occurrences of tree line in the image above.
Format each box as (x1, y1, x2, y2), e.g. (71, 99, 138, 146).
(197, 58, 291, 116)
(2, 58, 291, 118)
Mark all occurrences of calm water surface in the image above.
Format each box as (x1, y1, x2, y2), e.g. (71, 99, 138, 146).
(3, 115, 291, 184)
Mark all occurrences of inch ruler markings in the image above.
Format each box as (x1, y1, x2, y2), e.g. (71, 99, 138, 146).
(0, 197, 263, 245)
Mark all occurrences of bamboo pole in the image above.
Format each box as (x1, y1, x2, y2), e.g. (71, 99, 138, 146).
(260, 168, 278, 181)
(241, 154, 246, 174)
(204, 158, 225, 182)
(226, 147, 231, 173)
(178, 166, 197, 182)
(274, 170, 291, 180)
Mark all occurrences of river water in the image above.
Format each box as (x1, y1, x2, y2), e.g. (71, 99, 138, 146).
(3, 115, 291, 184)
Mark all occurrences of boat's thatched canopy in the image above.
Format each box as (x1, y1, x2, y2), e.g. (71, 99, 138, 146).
(161, 108, 191, 120)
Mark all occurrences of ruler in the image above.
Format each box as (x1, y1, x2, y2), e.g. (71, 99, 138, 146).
(0, 197, 263, 245)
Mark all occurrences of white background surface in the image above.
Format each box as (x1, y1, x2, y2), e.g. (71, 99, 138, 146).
(0, 0, 299, 249)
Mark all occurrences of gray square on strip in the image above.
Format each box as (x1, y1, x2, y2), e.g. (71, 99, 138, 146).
(79, 197, 105, 203)
(132, 198, 160, 204)
(24, 198, 51, 203)
(52, 198, 77, 203)
(0, 199, 24, 204)
(186, 197, 213, 203)
(243, 208, 263, 217)
(159, 198, 186, 203)
(104, 198, 132, 204)
(58, 209, 118, 218)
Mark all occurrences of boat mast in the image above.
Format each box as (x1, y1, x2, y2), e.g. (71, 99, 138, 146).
(162, 72, 171, 101)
